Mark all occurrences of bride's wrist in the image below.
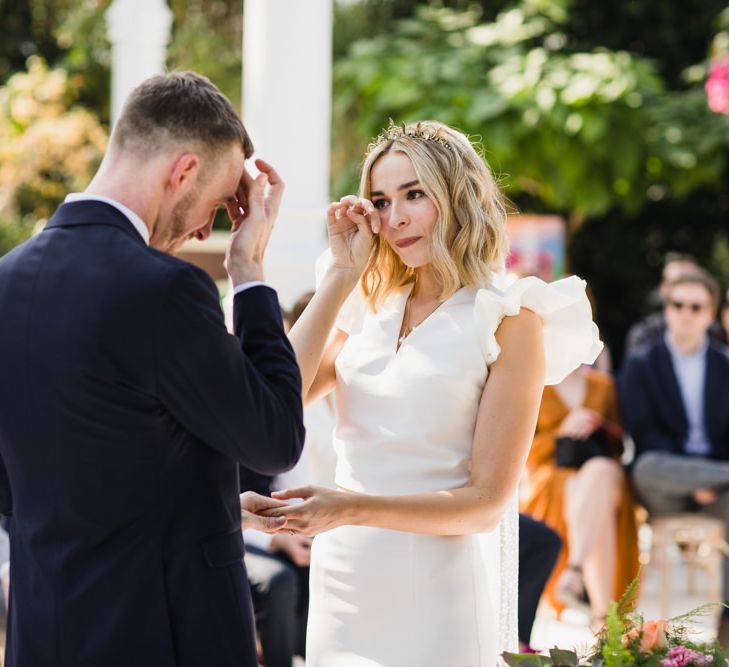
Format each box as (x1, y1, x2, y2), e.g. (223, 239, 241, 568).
(340, 490, 367, 526)
(323, 266, 361, 292)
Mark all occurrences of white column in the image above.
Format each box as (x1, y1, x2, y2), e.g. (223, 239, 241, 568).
(106, 0, 172, 125)
(243, 0, 332, 308)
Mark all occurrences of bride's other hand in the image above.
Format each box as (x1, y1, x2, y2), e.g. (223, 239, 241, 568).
(239, 491, 289, 532)
(326, 195, 379, 278)
(267, 486, 357, 536)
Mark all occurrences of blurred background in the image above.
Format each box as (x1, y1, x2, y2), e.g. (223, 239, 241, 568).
(1, 0, 728, 368)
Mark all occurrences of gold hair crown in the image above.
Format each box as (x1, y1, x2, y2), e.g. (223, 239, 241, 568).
(366, 120, 452, 155)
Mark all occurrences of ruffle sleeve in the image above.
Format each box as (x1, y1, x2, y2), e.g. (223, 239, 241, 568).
(314, 249, 367, 335)
(474, 273, 603, 385)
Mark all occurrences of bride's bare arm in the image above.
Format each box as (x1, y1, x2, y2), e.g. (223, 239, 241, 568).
(288, 197, 377, 404)
(288, 275, 352, 404)
(272, 308, 545, 535)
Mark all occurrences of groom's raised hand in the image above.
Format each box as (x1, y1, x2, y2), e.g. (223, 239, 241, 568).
(239, 491, 290, 533)
(225, 158, 285, 286)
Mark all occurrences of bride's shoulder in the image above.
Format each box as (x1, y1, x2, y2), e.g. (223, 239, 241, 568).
(473, 272, 603, 385)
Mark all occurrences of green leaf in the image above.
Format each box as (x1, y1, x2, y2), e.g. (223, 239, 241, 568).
(549, 648, 580, 666)
(503, 652, 548, 667)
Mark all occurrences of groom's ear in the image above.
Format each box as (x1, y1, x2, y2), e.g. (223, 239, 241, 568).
(167, 153, 201, 197)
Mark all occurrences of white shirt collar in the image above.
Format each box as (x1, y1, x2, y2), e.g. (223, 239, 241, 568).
(664, 331, 709, 360)
(64, 193, 150, 246)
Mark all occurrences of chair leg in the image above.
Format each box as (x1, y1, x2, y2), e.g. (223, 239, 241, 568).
(686, 545, 697, 596)
(653, 531, 670, 619)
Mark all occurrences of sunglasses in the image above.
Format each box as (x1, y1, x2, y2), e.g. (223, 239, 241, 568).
(667, 300, 709, 314)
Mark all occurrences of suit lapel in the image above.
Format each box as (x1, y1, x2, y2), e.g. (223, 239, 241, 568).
(704, 345, 722, 451)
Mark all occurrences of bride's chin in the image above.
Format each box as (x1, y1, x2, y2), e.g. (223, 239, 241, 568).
(385, 243, 431, 269)
(398, 256, 430, 270)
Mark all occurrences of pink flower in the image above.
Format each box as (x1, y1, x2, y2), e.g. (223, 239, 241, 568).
(706, 56, 729, 114)
(660, 645, 713, 667)
(622, 619, 669, 652)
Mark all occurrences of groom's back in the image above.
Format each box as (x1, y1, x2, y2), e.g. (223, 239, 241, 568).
(0, 203, 172, 514)
(0, 201, 263, 667)
(0, 204, 186, 665)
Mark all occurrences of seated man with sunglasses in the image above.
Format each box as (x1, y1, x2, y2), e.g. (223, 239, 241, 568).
(620, 270, 729, 643)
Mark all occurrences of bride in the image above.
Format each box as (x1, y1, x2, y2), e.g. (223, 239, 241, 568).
(262, 120, 601, 666)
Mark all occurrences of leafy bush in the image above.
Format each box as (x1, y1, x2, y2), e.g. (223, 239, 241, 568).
(0, 56, 108, 254)
(332, 5, 729, 222)
(0, 215, 35, 257)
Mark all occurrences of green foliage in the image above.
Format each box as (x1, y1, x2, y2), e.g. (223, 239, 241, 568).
(503, 575, 729, 667)
(53, 0, 112, 122)
(503, 651, 557, 666)
(0, 56, 108, 235)
(644, 88, 729, 198)
(615, 571, 640, 618)
(0, 0, 111, 119)
(332, 4, 729, 221)
(563, 0, 729, 88)
(167, 0, 243, 111)
(51, 0, 244, 119)
(0, 215, 34, 257)
(601, 601, 634, 667)
(549, 648, 580, 666)
(0, 0, 70, 83)
(333, 0, 729, 87)
(0, 0, 243, 123)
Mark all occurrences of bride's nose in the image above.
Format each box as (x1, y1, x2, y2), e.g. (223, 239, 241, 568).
(387, 202, 408, 228)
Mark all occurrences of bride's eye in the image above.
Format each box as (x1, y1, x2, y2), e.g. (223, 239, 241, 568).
(372, 199, 388, 210)
(407, 190, 425, 200)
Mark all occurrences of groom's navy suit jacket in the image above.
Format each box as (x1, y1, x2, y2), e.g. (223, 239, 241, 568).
(0, 202, 305, 667)
(619, 339, 729, 473)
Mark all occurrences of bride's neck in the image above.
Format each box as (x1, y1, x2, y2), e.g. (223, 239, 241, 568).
(412, 266, 442, 303)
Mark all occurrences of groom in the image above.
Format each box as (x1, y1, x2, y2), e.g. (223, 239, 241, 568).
(0, 72, 304, 667)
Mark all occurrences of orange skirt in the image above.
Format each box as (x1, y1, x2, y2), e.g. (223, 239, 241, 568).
(520, 462, 640, 616)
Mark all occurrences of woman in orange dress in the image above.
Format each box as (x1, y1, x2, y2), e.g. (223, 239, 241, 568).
(521, 365, 639, 626)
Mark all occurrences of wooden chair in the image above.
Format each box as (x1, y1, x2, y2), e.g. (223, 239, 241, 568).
(647, 513, 725, 618)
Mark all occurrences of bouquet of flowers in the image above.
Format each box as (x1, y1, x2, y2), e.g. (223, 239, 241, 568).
(504, 578, 729, 667)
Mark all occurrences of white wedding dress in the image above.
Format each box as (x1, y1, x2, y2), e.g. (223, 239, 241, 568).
(306, 266, 602, 667)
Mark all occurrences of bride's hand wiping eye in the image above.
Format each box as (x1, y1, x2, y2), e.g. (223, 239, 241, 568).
(326, 195, 379, 279)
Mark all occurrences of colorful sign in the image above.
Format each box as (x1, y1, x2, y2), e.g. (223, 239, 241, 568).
(506, 214, 566, 281)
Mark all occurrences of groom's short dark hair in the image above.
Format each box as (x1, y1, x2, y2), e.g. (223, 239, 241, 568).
(111, 71, 254, 159)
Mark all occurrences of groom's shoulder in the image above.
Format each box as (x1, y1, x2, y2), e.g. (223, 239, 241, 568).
(143, 248, 219, 297)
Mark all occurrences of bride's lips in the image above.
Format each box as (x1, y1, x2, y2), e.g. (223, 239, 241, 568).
(395, 236, 421, 249)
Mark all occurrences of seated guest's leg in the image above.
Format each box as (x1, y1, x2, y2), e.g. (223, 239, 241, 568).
(518, 514, 561, 647)
(245, 545, 299, 667)
(633, 452, 729, 505)
(633, 452, 729, 645)
(562, 458, 623, 620)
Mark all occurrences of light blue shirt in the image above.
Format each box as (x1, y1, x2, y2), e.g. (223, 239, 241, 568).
(665, 332, 711, 456)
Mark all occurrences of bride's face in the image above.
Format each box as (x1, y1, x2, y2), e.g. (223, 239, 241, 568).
(369, 151, 439, 269)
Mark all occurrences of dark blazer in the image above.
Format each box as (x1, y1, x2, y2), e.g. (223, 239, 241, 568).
(0, 201, 305, 667)
(619, 338, 729, 469)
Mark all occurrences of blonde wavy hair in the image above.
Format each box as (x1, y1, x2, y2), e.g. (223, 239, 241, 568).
(358, 120, 509, 308)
